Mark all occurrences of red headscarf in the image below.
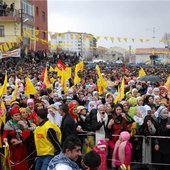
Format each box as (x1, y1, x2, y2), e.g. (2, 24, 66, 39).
(9, 106, 21, 116)
(68, 103, 78, 120)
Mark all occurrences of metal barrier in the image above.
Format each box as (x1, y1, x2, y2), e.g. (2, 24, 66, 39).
(78, 133, 170, 169)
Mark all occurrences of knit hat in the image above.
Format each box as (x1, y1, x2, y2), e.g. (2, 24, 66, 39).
(128, 97, 138, 107)
(27, 98, 34, 104)
(9, 106, 21, 116)
(159, 86, 168, 93)
(120, 131, 130, 141)
(11, 100, 19, 106)
(77, 106, 85, 113)
(97, 139, 107, 149)
(66, 96, 72, 101)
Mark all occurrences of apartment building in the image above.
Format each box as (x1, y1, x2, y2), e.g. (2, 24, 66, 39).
(50, 31, 97, 59)
(0, 0, 48, 51)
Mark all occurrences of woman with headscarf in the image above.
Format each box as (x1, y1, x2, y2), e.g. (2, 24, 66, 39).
(107, 104, 127, 168)
(47, 103, 63, 127)
(68, 102, 79, 123)
(153, 106, 170, 170)
(146, 87, 153, 95)
(88, 101, 97, 113)
(2, 106, 30, 170)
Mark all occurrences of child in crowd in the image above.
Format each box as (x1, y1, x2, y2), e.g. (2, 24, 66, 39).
(112, 131, 132, 170)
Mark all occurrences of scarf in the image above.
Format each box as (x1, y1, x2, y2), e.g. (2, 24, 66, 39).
(48, 152, 80, 170)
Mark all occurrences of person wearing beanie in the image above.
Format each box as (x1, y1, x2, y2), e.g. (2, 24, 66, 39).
(2, 106, 30, 170)
(93, 140, 107, 170)
(34, 108, 62, 170)
(26, 98, 38, 125)
(112, 131, 132, 169)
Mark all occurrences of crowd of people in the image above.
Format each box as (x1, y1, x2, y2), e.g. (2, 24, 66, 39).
(0, 2, 14, 16)
(0, 54, 170, 170)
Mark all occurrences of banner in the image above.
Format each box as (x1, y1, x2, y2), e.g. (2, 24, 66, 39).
(0, 48, 20, 59)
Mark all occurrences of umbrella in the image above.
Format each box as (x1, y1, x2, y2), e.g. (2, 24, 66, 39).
(139, 75, 162, 82)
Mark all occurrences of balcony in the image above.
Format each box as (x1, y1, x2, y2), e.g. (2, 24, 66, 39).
(0, 9, 20, 22)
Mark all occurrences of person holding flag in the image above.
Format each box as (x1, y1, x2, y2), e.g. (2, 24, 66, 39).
(2, 106, 30, 170)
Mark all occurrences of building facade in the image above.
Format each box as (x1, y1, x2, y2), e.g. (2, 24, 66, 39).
(134, 48, 170, 64)
(30, 0, 48, 51)
(50, 31, 97, 60)
(0, 0, 48, 52)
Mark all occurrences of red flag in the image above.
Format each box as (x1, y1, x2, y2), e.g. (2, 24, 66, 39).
(39, 68, 46, 81)
(56, 60, 66, 71)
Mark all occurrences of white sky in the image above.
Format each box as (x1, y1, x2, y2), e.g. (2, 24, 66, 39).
(48, 0, 170, 49)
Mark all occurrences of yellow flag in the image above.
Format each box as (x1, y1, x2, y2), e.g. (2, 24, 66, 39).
(25, 77, 37, 98)
(49, 66, 54, 72)
(0, 45, 3, 52)
(97, 80, 105, 95)
(0, 100, 6, 124)
(12, 78, 19, 101)
(96, 65, 107, 94)
(0, 73, 8, 97)
(50, 77, 56, 84)
(43, 68, 52, 89)
(114, 79, 125, 104)
(74, 72, 81, 85)
(3, 43, 9, 52)
(96, 65, 107, 88)
(165, 76, 170, 92)
(74, 61, 84, 85)
(75, 61, 84, 72)
(61, 71, 68, 93)
(138, 67, 146, 78)
(120, 78, 125, 99)
(165, 76, 170, 86)
(65, 67, 72, 80)
(7, 41, 13, 49)
(114, 87, 121, 104)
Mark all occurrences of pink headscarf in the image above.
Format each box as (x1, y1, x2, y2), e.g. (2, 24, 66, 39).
(112, 131, 132, 167)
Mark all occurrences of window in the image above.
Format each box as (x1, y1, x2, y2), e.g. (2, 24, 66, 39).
(0, 25, 5, 37)
(22, 1, 34, 16)
(42, 11, 45, 22)
(36, 7, 39, 16)
(43, 32, 46, 39)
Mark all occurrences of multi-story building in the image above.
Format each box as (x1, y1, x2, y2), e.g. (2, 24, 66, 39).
(30, 0, 48, 51)
(0, 0, 48, 51)
(50, 31, 97, 59)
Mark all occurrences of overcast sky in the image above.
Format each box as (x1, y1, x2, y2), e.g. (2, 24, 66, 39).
(48, 0, 170, 49)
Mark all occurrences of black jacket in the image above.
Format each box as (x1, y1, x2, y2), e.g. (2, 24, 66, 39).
(60, 114, 77, 144)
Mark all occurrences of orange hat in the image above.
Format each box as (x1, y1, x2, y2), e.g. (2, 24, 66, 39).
(9, 106, 21, 116)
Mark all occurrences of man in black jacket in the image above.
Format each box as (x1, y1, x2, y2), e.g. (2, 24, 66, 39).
(58, 103, 77, 145)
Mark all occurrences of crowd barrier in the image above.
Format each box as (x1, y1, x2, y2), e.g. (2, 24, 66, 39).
(1, 133, 170, 170)
(78, 133, 170, 169)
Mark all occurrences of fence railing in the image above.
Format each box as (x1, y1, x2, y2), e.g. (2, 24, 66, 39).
(78, 132, 170, 169)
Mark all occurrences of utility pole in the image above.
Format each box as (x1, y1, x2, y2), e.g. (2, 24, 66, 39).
(19, 9, 24, 47)
(19, 8, 25, 59)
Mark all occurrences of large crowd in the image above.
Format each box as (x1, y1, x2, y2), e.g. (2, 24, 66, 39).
(0, 53, 170, 170)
